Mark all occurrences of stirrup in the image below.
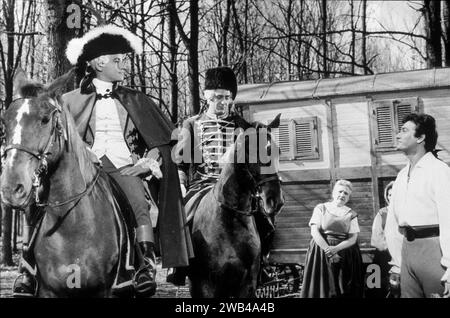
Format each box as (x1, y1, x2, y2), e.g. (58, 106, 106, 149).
(12, 273, 38, 298)
(133, 267, 156, 297)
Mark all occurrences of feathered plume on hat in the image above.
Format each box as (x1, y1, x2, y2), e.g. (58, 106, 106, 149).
(66, 25, 143, 65)
(204, 67, 237, 99)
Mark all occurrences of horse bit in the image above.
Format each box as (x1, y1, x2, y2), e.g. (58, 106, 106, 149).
(217, 172, 282, 217)
(1, 102, 66, 205)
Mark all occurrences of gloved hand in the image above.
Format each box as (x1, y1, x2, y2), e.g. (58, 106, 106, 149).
(180, 184, 187, 197)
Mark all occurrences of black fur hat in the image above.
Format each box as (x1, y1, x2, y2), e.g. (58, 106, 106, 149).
(66, 25, 142, 65)
(204, 67, 237, 99)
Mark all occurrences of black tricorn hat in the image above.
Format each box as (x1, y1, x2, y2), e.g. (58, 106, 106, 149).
(66, 25, 143, 65)
(204, 67, 237, 99)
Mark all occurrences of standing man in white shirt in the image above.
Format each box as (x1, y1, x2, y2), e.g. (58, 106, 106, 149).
(385, 113, 450, 298)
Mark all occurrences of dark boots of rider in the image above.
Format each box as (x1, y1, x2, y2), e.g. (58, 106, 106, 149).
(13, 225, 38, 297)
(134, 225, 157, 297)
(166, 266, 188, 286)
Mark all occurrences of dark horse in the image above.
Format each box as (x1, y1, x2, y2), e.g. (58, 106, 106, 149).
(0, 71, 130, 297)
(188, 115, 284, 298)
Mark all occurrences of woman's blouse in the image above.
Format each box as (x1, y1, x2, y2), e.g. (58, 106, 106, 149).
(371, 207, 388, 251)
(309, 202, 360, 235)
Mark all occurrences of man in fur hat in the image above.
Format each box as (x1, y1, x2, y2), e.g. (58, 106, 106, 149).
(167, 66, 277, 286)
(176, 66, 240, 197)
(12, 25, 193, 298)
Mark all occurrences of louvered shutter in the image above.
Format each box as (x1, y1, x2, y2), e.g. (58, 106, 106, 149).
(294, 117, 319, 159)
(373, 98, 421, 150)
(394, 100, 417, 132)
(375, 102, 395, 148)
(275, 120, 294, 160)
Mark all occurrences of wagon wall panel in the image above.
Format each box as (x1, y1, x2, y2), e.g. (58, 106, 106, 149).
(334, 102, 371, 168)
(274, 182, 331, 250)
(422, 96, 450, 162)
(379, 152, 407, 167)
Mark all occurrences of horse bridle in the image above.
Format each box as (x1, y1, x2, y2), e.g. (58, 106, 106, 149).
(255, 174, 283, 217)
(2, 103, 64, 203)
(217, 171, 282, 217)
(2, 99, 99, 208)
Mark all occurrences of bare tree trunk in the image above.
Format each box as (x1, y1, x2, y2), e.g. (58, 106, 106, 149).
(443, 0, 450, 66)
(350, 0, 355, 74)
(296, 0, 305, 80)
(221, 0, 232, 66)
(139, 0, 147, 94)
(158, 6, 165, 110)
(130, 0, 138, 88)
(24, 1, 37, 78)
(232, 0, 246, 82)
(46, 0, 80, 86)
(171, 0, 200, 115)
(4, 0, 15, 109)
(243, 0, 249, 83)
(362, 0, 368, 74)
(423, 0, 442, 68)
(189, 0, 200, 115)
(0, 0, 15, 266)
(30, 16, 37, 78)
(168, 0, 178, 123)
(286, 0, 293, 80)
(321, 0, 328, 78)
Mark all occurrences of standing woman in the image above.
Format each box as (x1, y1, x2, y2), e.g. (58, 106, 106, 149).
(301, 179, 364, 298)
(369, 181, 395, 298)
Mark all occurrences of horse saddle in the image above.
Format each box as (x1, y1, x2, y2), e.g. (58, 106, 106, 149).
(104, 172, 137, 295)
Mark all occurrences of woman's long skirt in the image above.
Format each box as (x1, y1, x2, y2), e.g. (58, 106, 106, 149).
(300, 235, 364, 298)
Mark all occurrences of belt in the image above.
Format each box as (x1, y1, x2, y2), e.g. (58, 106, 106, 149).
(399, 225, 440, 242)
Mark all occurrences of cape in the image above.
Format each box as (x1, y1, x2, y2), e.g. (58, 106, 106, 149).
(62, 83, 194, 268)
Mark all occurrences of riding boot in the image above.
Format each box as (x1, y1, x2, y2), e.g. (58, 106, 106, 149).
(133, 225, 157, 297)
(13, 224, 38, 298)
(166, 267, 188, 286)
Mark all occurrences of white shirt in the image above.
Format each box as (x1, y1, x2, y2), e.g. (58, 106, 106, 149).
(371, 208, 388, 251)
(91, 78, 133, 169)
(385, 152, 450, 275)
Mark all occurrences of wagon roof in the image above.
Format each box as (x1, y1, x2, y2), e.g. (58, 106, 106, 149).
(235, 67, 450, 106)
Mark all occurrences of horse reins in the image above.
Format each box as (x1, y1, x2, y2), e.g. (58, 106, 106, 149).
(2, 107, 61, 204)
(255, 174, 283, 218)
(216, 172, 282, 217)
(2, 101, 100, 208)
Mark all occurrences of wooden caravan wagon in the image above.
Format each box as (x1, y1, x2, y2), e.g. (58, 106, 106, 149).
(235, 67, 450, 296)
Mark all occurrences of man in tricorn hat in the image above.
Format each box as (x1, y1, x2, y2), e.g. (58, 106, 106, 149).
(12, 25, 193, 297)
(166, 66, 278, 286)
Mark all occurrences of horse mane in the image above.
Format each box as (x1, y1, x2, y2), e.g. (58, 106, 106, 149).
(60, 103, 97, 181)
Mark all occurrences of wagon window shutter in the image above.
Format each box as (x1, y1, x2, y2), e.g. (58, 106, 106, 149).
(373, 98, 421, 150)
(374, 101, 395, 148)
(276, 120, 294, 160)
(394, 99, 419, 132)
(293, 117, 319, 159)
